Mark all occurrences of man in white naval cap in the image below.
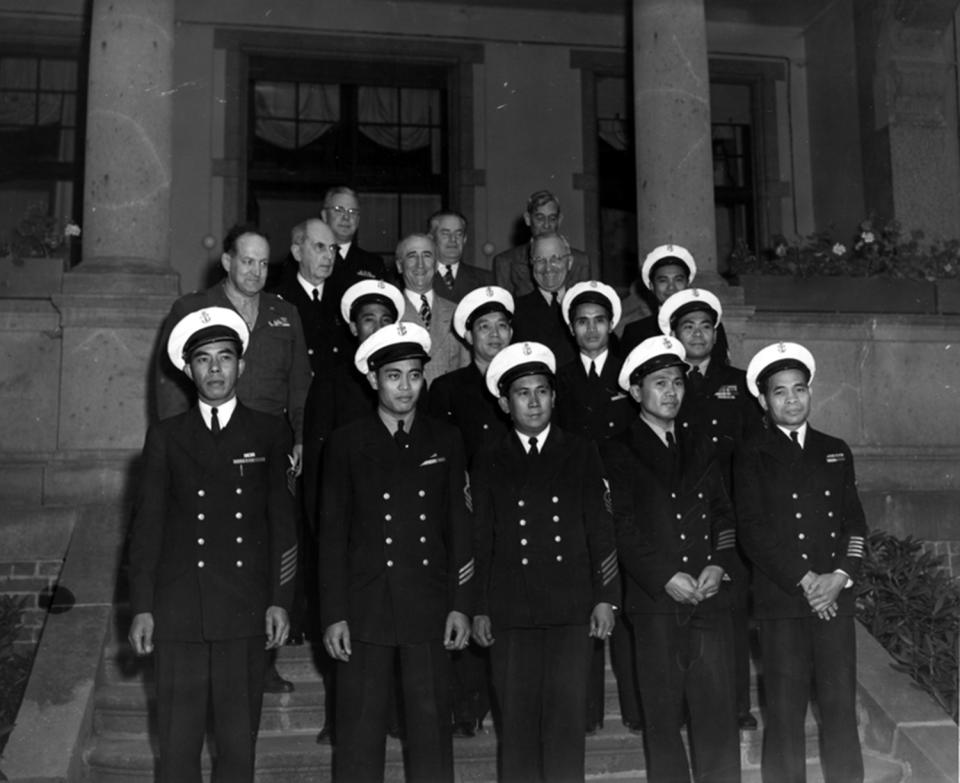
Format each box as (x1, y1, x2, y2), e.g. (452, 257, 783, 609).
(128, 307, 298, 783)
(659, 287, 763, 730)
(318, 321, 474, 782)
(555, 280, 640, 735)
(735, 342, 867, 783)
(471, 341, 619, 783)
(600, 335, 740, 783)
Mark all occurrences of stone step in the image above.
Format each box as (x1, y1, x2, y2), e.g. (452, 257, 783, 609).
(83, 733, 905, 783)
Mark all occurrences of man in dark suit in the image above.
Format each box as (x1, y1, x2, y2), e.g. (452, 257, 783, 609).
(555, 281, 639, 735)
(601, 335, 741, 783)
(395, 232, 470, 385)
(660, 287, 763, 729)
(270, 218, 351, 379)
(492, 190, 590, 297)
(321, 185, 387, 289)
(471, 341, 620, 783)
(129, 306, 297, 783)
(428, 285, 515, 739)
(319, 321, 474, 783)
(736, 342, 867, 783)
(510, 232, 578, 367)
(428, 210, 493, 303)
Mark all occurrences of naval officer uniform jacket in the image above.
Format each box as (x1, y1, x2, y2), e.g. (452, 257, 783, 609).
(428, 362, 512, 463)
(319, 411, 474, 783)
(734, 423, 867, 783)
(129, 402, 297, 783)
(601, 420, 740, 783)
(472, 426, 620, 782)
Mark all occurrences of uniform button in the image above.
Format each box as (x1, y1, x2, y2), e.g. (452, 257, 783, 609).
(682, 421, 689, 428)
(706, 554, 713, 561)
(703, 534, 708, 540)
(521, 558, 529, 565)
(420, 536, 427, 543)
(828, 512, 834, 518)
(795, 512, 802, 519)
(830, 532, 837, 538)
(198, 538, 205, 545)
(711, 418, 718, 425)
(521, 539, 528, 546)
(385, 514, 392, 521)
(197, 489, 205, 497)
(236, 560, 243, 568)
(235, 488, 242, 495)
(552, 496, 559, 503)
(798, 533, 806, 540)
(386, 537, 393, 545)
(712, 436, 718, 443)
(333, 346, 339, 353)
(801, 553, 808, 560)
(197, 513, 205, 521)
(608, 421, 614, 428)
(680, 533, 686, 541)
(556, 555, 563, 562)
(682, 556, 689, 563)
(387, 560, 394, 567)
(198, 560, 205, 568)
(671, 493, 677, 499)
(552, 515, 559, 522)
(418, 490, 426, 497)
(420, 513, 427, 521)
(676, 513, 682, 520)
(307, 348, 314, 355)
(518, 500, 525, 507)
(236, 536, 243, 544)
(698, 492, 704, 499)
(519, 519, 527, 526)
(831, 552, 836, 557)
(701, 513, 707, 519)
(422, 558, 429, 566)
(483, 424, 489, 430)
(235, 512, 243, 519)
(792, 493, 799, 499)
(383, 492, 390, 500)
(555, 535, 561, 542)
(824, 490, 831, 497)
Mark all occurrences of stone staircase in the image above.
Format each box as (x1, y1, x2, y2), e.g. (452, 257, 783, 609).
(83, 612, 909, 782)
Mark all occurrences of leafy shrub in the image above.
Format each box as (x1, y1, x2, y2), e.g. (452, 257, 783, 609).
(0, 595, 32, 754)
(855, 531, 959, 721)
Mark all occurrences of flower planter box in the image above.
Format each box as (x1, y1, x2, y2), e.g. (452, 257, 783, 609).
(739, 274, 938, 314)
(0, 255, 64, 298)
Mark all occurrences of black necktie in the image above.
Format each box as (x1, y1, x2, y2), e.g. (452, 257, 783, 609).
(665, 430, 676, 450)
(790, 430, 802, 451)
(441, 265, 455, 289)
(395, 419, 410, 449)
(550, 291, 559, 310)
(419, 294, 432, 329)
(210, 406, 220, 435)
(687, 365, 703, 393)
(335, 245, 345, 264)
(588, 360, 599, 380)
(528, 436, 539, 457)
(312, 287, 320, 303)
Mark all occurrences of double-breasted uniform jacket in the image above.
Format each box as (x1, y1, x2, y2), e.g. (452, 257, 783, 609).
(155, 284, 312, 443)
(432, 262, 494, 303)
(511, 291, 578, 367)
(269, 270, 352, 379)
(601, 420, 737, 615)
(427, 362, 512, 463)
(471, 427, 620, 628)
(129, 404, 298, 641)
(555, 354, 636, 442)
(734, 424, 868, 619)
(400, 295, 470, 386)
(319, 413, 475, 645)
(329, 243, 386, 289)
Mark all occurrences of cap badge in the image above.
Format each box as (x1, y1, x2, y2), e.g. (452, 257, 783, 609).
(376, 281, 386, 290)
(200, 310, 212, 324)
(691, 289, 701, 298)
(589, 281, 598, 288)
(662, 337, 673, 348)
(485, 286, 493, 296)
(776, 342, 787, 353)
(397, 322, 407, 336)
(522, 342, 532, 356)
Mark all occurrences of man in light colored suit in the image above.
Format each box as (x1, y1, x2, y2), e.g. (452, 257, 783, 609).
(428, 209, 493, 303)
(396, 233, 469, 386)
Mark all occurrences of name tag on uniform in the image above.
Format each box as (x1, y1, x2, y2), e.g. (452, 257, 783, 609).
(826, 452, 846, 463)
(267, 317, 291, 328)
(233, 452, 266, 465)
(420, 454, 447, 467)
(714, 385, 739, 400)
(609, 392, 628, 402)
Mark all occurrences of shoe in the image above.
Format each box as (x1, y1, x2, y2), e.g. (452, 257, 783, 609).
(263, 664, 295, 693)
(316, 724, 334, 744)
(387, 723, 404, 740)
(738, 711, 758, 730)
(585, 720, 602, 736)
(623, 720, 643, 734)
(452, 721, 476, 739)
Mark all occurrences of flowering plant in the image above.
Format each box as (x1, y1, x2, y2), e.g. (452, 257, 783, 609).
(729, 217, 959, 281)
(0, 205, 81, 260)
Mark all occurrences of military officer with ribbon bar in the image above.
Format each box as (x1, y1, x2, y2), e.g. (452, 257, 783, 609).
(471, 341, 620, 783)
(600, 335, 740, 783)
(128, 307, 298, 783)
(319, 321, 474, 783)
(735, 342, 866, 783)
(659, 287, 763, 730)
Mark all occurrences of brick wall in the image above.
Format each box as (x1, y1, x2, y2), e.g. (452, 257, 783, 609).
(0, 558, 65, 648)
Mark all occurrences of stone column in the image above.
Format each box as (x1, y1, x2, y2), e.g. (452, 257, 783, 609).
(52, 0, 180, 500)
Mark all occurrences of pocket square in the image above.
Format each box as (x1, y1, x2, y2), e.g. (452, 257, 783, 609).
(419, 455, 447, 467)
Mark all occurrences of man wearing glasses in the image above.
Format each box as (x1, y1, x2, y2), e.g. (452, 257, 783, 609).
(321, 185, 387, 288)
(493, 190, 590, 297)
(510, 232, 578, 366)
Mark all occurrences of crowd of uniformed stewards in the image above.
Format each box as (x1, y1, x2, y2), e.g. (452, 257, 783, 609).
(129, 188, 868, 783)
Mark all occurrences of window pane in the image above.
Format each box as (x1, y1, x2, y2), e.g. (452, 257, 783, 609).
(39, 59, 76, 90)
(399, 88, 439, 126)
(358, 86, 398, 124)
(0, 92, 37, 125)
(255, 81, 296, 119)
(0, 58, 38, 89)
(401, 193, 441, 238)
(299, 83, 339, 122)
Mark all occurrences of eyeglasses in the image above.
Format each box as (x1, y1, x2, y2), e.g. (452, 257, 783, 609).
(328, 205, 360, 218)
(531, 254, 571, 269)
